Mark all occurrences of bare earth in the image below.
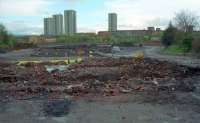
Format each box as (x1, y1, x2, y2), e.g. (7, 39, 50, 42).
(0, 45, 200, 123)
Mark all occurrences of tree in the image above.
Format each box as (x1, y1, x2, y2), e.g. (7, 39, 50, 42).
(162, 22, 177, 47)
(0, 23, 16, 46)
(174, 10, 199, 33)
(0, 23, 9, 44)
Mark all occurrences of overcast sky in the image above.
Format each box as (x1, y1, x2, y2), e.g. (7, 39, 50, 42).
(0, 0, 200, 35)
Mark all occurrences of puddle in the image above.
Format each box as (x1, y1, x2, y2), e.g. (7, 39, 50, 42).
(45, 65, 68, 73)
(43, 99, 72, 117)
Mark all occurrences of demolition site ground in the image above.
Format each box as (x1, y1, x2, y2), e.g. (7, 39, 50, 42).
(0, 44, 200, 123)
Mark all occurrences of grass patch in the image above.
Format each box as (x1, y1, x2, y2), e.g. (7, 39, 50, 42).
(0, 38, 16, 48)
(162, 45, 186, 55)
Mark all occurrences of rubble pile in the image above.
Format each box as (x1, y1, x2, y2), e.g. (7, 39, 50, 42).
(0, 58, 200, 100)
(71, 57, 133, 68)
(12, 42, 37, 50)
(0, 61, 25, 83)
(32, 45, 90, 57)
(71, 57, 200, 80)
(121, 58, 200, 80)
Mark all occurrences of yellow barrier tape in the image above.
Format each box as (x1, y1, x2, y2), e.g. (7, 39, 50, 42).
(17, 58, 83, 66)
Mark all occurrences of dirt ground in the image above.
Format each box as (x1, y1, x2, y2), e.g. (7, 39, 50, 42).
(0, 45, 200, 123)
(0, 96, 200, 123)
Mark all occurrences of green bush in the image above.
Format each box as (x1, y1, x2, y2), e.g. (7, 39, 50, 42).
(181, 36, 193, 52)
(0, 23, 16, 47)
(174, 31, 185, 44)
(161, 23, 177, 47)
(162, 36, 195, 54)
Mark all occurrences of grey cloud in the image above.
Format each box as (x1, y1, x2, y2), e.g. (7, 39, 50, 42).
(3, 21, 42, 35)
(145, 18, 170, 29)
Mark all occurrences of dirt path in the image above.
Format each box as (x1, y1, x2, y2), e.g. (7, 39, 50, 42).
(0, 49, 34, 60)
(144, 46, 200, 68)
(93, 46, 200, 68)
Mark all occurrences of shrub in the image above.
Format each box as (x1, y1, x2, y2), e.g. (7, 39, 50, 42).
(182, 36, 193, 52)
(174, 31, 185, 44)
(0, 23, 16, 47)
(161, 23, 177, 47)
(56, 35, 66, 43)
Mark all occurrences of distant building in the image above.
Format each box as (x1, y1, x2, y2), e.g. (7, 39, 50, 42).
(44, 18, 48, 36)
(98, 30, 148, 37)
(147, 27, 155, 33)
(156, 28, 161, 32)
(44, 17, 56, 36)
(50, 18, 56, 36)
(64, 10, 77, 35)
(53, 14, 63, 36)
(112, 30, 147, 37)
(108, 13, 117, 32)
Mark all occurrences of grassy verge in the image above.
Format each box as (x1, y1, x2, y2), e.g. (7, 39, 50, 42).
(0, 38, 16, 49)
(0, 42, 9, 49)
(162, 45, 186, 55)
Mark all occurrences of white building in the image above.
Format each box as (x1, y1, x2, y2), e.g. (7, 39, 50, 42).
(53, 14, 63, 36)
(64, 10, 77, 35)
(44, 17, 56, 36)
(108, 13, 117, 32)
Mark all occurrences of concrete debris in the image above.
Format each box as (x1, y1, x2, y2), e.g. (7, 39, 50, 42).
(112, 46, 121, 53)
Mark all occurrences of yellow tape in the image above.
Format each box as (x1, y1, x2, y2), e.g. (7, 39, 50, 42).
(17, 58, 83, 65)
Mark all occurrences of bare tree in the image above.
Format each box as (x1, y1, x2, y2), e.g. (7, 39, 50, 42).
(174, 10, 199, 32)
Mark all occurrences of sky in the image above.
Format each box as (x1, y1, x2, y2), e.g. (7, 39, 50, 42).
(0, 0, 200, 35)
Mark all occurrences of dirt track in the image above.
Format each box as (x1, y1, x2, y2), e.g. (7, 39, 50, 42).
(1, 96, 200, 123)
(1, 45, 200, 67)
(144, 46, 200, 68)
